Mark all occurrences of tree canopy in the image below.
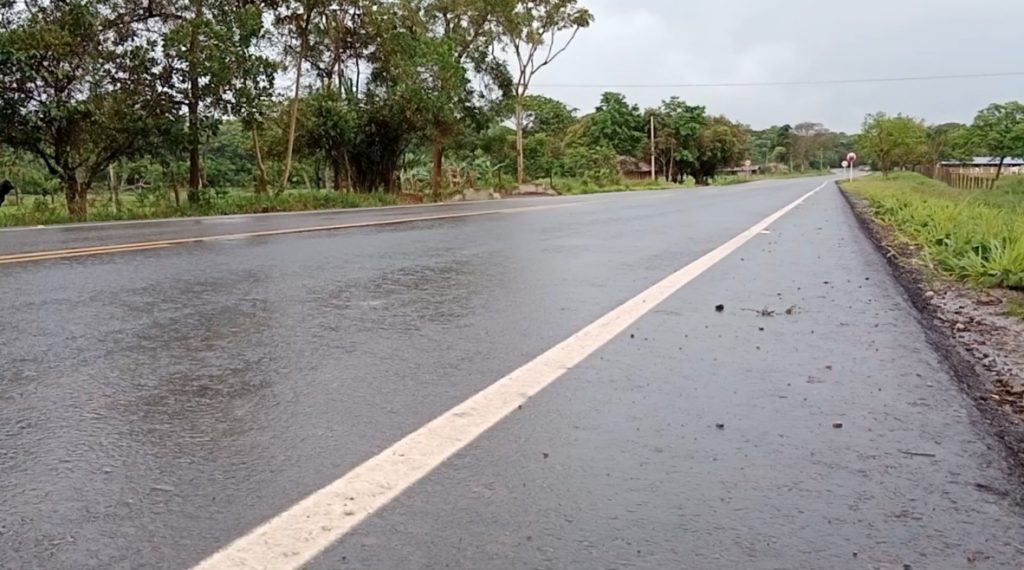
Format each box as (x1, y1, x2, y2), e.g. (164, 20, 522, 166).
(857, 113, 928, 176)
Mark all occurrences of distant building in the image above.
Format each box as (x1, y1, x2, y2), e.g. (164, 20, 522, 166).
(939, 157, 1024, 175)
(616, 156, 653, 181)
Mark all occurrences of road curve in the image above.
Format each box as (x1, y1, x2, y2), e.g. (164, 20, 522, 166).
(1, 177, 1022, 569)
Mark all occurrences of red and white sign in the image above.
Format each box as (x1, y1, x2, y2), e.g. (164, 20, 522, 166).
(846, 152, 858, 164)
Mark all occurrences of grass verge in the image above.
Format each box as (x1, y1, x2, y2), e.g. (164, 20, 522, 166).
(843, 172, 1024, 289)
(550, 177, 688, 195)
(0, 190, 398, 228)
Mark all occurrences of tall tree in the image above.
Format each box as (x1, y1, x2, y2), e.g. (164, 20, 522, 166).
(0, 0, 173, 218)
(299, 89, 357, 192)
(303, 0, 371, 191)
(789, 122, 831, 171)
(857, 112, 927, 176)
(159, 0, 264, 199)
(691, 116, 746, 184)
(161, 0, 272, 200)
(588, 92, 644, 156)
(925, 122, 967, 168)
(650, 97, 706, 183)
(498, 0, 593, 185)
(276, 0, 321, 192)
(520, 94, 577, 136)
(745, 124, 792, 169)
(422, 0, 511, 199)
(969, 102, 1024, 180)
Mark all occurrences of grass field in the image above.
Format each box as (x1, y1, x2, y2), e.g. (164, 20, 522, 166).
(843, 172, 1024, 290)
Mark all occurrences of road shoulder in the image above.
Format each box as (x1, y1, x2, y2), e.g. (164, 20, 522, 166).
(840, 187, 1024, 491)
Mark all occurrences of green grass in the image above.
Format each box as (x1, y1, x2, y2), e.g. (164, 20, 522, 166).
(0, 189, 398, 228)
(549, 177, 690, 195)
(844, 172, 1024, 289)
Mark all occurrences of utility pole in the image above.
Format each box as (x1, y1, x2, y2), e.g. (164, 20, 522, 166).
(650, 115, 656, 181)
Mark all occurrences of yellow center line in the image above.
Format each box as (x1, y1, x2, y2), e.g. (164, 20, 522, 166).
(0, 203, 575, 265)
(0, 244, 174, 265)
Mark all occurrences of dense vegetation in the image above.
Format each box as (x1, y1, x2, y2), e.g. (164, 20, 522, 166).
(845, 173, 1024, 290)
(0, 0, 851, 224)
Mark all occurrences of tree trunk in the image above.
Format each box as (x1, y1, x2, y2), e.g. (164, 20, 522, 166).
(109, 164, 120, 215)
(187, 0, 203, 202)
(280, 18, 309, 194)
(65, 177, 88, 220)
(515, 96, 525, 186)
(252, 126, 269, 195)
(432, 139, 443, 202)
(331, 156, 344, 192)
(996, 157, 1005, 181)
(344, 152, 353, 192)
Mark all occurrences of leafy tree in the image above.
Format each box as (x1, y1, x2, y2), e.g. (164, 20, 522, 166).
(649, 97, 706, 183)
(562, 144, 616, 185)
(522, 132, 561, 180)
(204, 120, 255, 188)
(421, 0, 512, 199)
(587, 92, 644, 156)
(691, 116, 746, 184)
(857, 112, 927, 176)
(789, 122, 833, 171)
(968, 102, 1024, 180)
(521, 94, 577, 136)
(0, 0, 174, 218)
(275, 0, 324, 191)
(925, 122, 967, 167)
(498, 0, 593, 185)
(226, 3, 278, 195)
(299, 89, 358, 191)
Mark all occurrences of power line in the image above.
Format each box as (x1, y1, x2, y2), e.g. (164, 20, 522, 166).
(531, 71, 1024, 89)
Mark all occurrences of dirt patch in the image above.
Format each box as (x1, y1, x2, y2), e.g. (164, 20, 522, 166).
(840, 187, 1024, 477)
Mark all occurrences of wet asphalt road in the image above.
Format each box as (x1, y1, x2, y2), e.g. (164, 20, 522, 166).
(2, 178, 1023, 569)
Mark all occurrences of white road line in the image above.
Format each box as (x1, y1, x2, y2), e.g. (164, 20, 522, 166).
(192, 181, 829, 570)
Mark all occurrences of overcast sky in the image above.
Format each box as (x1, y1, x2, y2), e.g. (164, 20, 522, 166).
(527, 0, 1024, 133)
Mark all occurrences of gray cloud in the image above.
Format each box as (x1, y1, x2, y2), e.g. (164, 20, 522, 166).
(528, 0, 1024, 132)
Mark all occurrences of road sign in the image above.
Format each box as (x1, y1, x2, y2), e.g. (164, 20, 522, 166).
(744, 159, 752, 167)
(845, 153, 857, 182)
